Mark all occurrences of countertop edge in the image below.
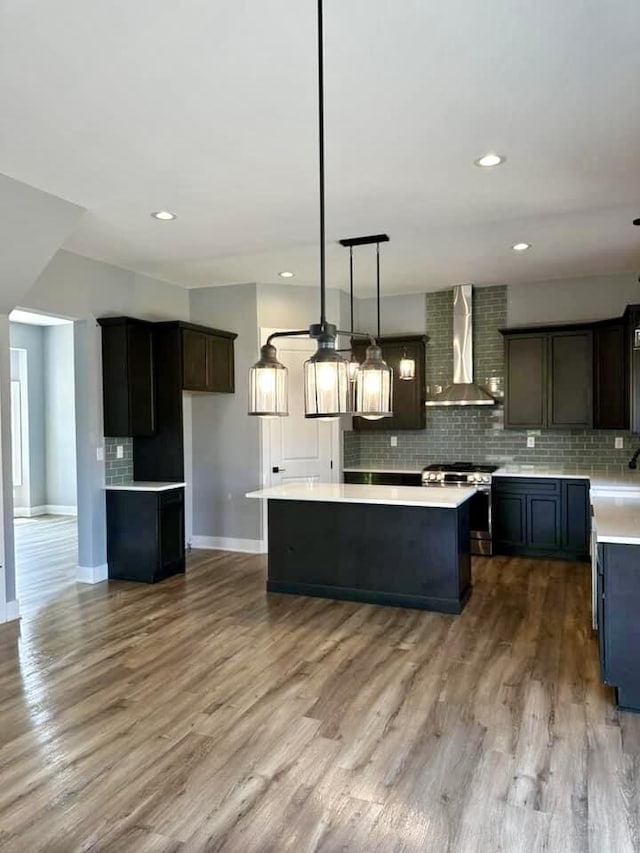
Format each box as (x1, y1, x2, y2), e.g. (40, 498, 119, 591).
(104, 482, 186, 492)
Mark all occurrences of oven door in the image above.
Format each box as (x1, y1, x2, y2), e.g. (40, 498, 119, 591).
(468, 487, 492, 556)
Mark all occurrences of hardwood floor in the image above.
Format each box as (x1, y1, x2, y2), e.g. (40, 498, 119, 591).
(0, 546, 639, 852)
(14, 515, 78, 616)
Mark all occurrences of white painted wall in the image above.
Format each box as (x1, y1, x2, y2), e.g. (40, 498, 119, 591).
(353, 293, 427, 336)
(507, 272, 639, 325)
(44, 324, 77, 510)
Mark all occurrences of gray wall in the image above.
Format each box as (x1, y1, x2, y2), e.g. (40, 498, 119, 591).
(190, 283, 261, 543)
(507, 272, 639, 325)
(15, 250, 190, 579)
(9, 323, 46, 509)
(44, 324, 77, 508)
(354, 293, 427, 336)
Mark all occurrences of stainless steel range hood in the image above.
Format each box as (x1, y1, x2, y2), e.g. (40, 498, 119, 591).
(425, 284, 496, 407)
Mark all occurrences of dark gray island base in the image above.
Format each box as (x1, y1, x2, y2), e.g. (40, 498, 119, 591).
(248, 484, 474, 614)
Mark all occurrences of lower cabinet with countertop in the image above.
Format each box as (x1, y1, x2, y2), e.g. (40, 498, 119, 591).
(492, 476, 590, 559)
(591, 494, 640, 713)
(105, 482, 186, 583)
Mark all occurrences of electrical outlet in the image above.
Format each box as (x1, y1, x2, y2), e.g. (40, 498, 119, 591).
(527, 436, 535, 448)
(390, 436, 398, 447)
(116, 445, 124, 459)
(615, 436, 624, 449)
(96, 447, 104, 462)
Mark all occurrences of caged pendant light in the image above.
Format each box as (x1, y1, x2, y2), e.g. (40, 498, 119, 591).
(247, 0, 392, 421)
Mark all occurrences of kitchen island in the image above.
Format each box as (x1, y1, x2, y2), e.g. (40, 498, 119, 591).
(246, 482, 475, 613)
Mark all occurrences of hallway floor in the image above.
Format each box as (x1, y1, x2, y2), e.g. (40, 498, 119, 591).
(14, 515, 78, 616)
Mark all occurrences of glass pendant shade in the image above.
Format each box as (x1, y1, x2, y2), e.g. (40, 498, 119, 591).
(398, 353, 416, 380)
(304, 339, 350, 419)
(248, 344, 288, 417)
(354, 344, 393, 420)
(348, 355, 360, 382)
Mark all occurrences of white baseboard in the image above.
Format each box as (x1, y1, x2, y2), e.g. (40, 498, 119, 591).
(5, 600, 20, 622)
(76, 564, 108, 584)
(14, 505, 77, 518)
(47, 505, 78, 516)
(191, 535, 266, 554)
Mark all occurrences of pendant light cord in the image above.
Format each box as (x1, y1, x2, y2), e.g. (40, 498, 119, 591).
(376, 241, 381, 338)
(349, 246, 354, 332)
(317, 0, 327, 330)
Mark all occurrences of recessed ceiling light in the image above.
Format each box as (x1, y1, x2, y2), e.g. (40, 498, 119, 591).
(512, 242, 531, 252)
(278, 271, 295, 278)
(151, 210, 177, 221)
(474, 153, 505, 168)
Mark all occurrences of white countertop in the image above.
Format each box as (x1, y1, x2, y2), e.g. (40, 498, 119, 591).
(104, 481, 186, 492)
(246, 482, 476, 508)
(592, 495, 640, 545)
(494, 466, 640, 492)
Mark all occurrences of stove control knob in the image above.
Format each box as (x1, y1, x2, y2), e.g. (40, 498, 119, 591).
(482, 475, 490, 484)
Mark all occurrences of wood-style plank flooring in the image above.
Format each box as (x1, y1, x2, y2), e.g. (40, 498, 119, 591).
(14, 515, 78, 616)
(1, 539, 639, 852)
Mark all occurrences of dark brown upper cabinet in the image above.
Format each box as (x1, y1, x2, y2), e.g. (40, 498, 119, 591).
(352, 335, 427, 431)
(180, 324, 236, 393)
(501, 326, 593, 429)
(594, 319, 628, 430)
(98, 317, 155, 437)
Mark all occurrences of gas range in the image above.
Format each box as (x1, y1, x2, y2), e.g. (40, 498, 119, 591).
(421, 462, 498, 488)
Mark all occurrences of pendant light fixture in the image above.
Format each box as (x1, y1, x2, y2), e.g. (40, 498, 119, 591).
(248, 0, 391, 421)
(399, 349, 416, 380)
(352, 238, 393, 420)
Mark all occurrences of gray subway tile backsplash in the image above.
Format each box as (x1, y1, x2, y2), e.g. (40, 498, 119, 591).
(344, 285, 635, 474)
(104, 436, 134, 485)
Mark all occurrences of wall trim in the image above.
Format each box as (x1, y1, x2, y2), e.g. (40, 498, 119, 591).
(5, 599, 20, 622)
(14, 505, 77, 518)
(191, 536, 266, 554)
(76, 563, 108, 584)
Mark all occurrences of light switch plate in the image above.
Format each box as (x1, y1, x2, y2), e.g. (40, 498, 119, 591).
(96, 447, 104, 462)
(116, 445, 124, 459)
(390, 436, 398, 447)
(526, 436, 535, 448)
(615, 437, 624, 449)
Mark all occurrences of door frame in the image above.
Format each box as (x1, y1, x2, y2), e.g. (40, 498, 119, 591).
(258, 328, 343, 550)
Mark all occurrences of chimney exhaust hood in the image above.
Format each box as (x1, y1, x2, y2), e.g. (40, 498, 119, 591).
(425, 284, 496, 407)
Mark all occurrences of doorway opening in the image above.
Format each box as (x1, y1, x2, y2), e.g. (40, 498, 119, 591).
(9, 309, 79, 615)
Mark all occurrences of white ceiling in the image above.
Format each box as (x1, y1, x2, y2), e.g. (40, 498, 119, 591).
(1, 0, 640, 295)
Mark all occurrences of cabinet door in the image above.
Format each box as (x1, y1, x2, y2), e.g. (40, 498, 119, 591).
(206, 334, 235, 393)
(100, 319, 155, 437)
(548, 331, 593, 428)
(182, 329, 208, 391)
(127, 323, 155, 436)
(526, 494, 562, 550)
(504, 335, 546, 428)
(158, 491, 185, 577)
(493, 492, 527, 547)
(562, 480, 590, 555)
(594, 321, 627, 429)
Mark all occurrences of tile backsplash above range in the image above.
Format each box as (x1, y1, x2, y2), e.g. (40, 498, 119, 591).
(344, 285, 634, 474)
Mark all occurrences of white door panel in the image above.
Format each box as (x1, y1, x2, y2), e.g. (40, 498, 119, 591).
(260, 330, 341, 495)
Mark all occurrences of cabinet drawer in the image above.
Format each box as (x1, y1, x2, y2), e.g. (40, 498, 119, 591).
(493, 477, 560, 495)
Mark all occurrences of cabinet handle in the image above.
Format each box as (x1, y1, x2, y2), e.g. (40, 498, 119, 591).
(272, 466, 286, 473)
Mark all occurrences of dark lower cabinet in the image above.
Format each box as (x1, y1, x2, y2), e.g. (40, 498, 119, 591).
(106, 488, 185, 583)
(597, 543, 640, 713)
(493, 477, 589, 559)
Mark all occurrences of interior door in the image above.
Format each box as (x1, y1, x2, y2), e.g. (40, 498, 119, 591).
(261, 332, 339, 488)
